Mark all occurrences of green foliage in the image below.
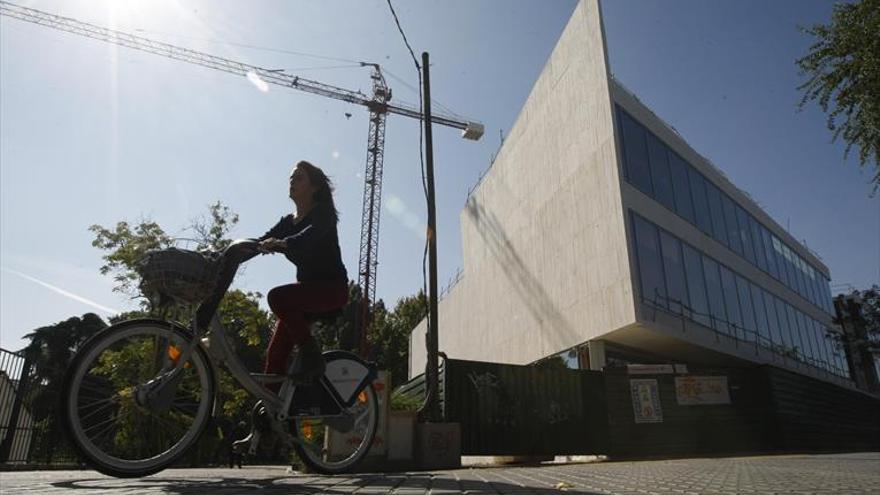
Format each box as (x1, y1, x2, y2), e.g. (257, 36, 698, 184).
(22, 314, 107, 419)
(833, 284, 880, 355)
(189, 201, 241, 252)
(89, 220, 173, 297)
(796, 0, 880, 192)
(85, 201, 271, 464)
(369, 291, 427, 388)
(390, 390, 423, 412)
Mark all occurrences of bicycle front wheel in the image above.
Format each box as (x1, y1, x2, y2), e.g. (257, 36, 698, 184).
(61, 319, 215, 478)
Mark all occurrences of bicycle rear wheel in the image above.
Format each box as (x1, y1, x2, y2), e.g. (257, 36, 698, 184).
(61, 319, 215, 478)
(291, 357, 379, 474)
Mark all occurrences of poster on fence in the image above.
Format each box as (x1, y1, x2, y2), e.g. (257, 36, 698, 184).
(674, 376, 731, 405)
(630, 378, 663, 423)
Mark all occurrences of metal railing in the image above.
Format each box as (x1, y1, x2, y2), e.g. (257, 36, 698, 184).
(0, 348, 79, 467)
(644, 291, 850, 380)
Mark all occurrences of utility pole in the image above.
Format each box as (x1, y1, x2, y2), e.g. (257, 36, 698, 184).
(419, 51, 442, 423)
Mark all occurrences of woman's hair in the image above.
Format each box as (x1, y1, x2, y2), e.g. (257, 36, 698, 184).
(296, 160, 339, 223)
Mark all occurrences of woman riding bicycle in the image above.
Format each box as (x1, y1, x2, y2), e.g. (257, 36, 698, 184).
(257, 160, 348, 389)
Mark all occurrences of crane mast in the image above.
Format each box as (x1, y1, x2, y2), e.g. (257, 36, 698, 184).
(0, 1, 484, 355)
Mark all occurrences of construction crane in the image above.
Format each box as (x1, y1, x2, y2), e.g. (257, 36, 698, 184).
(0, 2, 483, 355)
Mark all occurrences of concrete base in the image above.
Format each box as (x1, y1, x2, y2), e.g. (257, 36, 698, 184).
(416, 423, 461, 470)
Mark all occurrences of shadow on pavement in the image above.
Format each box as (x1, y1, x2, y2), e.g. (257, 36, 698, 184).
(51, 471, 606, 494)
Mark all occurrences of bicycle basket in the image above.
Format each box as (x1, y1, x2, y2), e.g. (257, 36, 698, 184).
(137, 247, 221, 305)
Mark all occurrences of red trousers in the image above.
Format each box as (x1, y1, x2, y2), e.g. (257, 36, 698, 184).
(263, 281, 348, 376)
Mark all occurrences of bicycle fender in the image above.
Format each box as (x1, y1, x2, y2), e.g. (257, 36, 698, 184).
(321, 351, 378, 408)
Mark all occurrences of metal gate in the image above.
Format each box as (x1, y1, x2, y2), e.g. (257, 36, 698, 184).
(0, 348, 78, 467)
(441, 359, 608, 456)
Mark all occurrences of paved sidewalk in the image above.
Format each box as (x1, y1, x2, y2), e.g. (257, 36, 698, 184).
(1, 452, 878, 494)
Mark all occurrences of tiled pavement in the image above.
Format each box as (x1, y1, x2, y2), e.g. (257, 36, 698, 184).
(1, 452, 878, 494)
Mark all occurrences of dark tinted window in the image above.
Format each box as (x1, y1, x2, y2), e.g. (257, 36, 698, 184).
(775, 299, 793, 349)
(647, 133, 675, 210)
(720, 266, 743, 338)
(786, 304, 806, 356)
(762, 227, 779, 279)
(751, 283, 771, 345)
(659, 230, 687, 315)
(703, 257, 728, 334)
(797, 311, 813, 360)
(735, 206, 756, 264)
(668, 153, 695, 223)
(803, 263, 817, 305)
(722, 194, 743, 255)
(705, 182, 728, 246)
(764, 292, 783, 347)
(772, 236, 790, 287)
(736, 275, 757, 342)
(749, 216, 768, 272)
(786, 304, 803, 358)
(619, 109, 652, 196)
(683, 244, 711, 328)
(688, 168, 713, 235)
(633, 214, 666, 308)
(793, 255, 807, 298)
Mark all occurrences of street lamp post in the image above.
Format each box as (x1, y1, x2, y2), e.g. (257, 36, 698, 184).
(419, 51, 442, 423)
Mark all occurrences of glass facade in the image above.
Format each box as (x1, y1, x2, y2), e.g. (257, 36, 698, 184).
(630, 211, 849, 378)
(617, 105, 835, 316)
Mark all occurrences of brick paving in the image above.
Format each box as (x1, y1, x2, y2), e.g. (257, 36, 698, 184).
(1, 452, 878, 494)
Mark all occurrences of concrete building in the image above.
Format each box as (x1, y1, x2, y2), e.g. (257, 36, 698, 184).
(409, 0, 852, 389)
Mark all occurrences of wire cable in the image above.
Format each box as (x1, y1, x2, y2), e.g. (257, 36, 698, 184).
(384, 0, 430, 327)
(132, 28, 362, 64)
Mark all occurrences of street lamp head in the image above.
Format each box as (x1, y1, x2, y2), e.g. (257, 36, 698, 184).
(462, 122, 484, 141)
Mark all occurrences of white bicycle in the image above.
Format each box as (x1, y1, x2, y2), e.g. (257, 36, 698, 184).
(60, 239, 379, 478)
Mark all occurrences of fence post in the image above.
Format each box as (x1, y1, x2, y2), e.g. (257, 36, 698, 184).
(0, 355, 32, 463)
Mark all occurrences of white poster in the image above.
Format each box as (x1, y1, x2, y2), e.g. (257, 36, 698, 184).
(675, 376, 731, 405)
(630, 378, 663, 423)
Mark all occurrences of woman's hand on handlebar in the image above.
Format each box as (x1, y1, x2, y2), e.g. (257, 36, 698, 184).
(259, 238, 286, 254)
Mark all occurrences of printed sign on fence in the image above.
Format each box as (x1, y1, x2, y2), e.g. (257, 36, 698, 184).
(630, 378, 663, 423)
(675, 376, 731, 405)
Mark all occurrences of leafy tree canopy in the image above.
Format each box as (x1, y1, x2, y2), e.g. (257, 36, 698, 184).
(796, 0, 880, 192)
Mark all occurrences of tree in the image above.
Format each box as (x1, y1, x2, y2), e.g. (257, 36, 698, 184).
(88, 201, 274, 464)
(20, 313, 107, 463)
(796, 0, 880, 192)
(833, 284, 880, 355)
(369, 291, 428, 388)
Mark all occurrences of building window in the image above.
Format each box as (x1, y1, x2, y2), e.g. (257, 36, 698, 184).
(647, 132, 675, 210)
(735, 274, 757, 343)
(629, 212, 847, 377)
(736, 205, 756, 265)
(683, 244, 711, 328)
(702, 257, 728, 334)
(702, 181, 727, 247)
(746, 217, 765, 272)
(720, 266, 744, 339)
(751, 283, 771, 346)
(616, 105, 834, 318)
(619, 109, 653, 196)
(632, 213, 667, 308)
(764, 291, 783, 347)
(688, 167, 713, 236)
(761, 227, 779, 280)
(659, 230, 688, 315)
(721, 194, 743, 256)
(669, 152, 696, 224)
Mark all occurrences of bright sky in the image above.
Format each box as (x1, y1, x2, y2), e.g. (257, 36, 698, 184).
(1, 0, 877, 352)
